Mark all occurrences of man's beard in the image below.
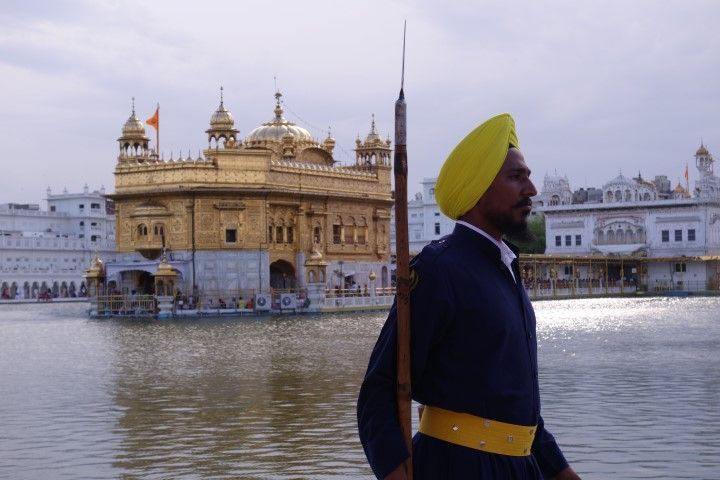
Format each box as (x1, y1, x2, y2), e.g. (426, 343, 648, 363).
(489, 209, 536, 243)
(505, 221, 536, 243)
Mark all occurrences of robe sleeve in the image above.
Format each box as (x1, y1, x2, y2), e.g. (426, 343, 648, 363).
(531, 413, 569, 479)
(357, 252, 453, 479)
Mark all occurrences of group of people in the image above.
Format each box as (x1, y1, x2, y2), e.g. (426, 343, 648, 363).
(176, 295, 255, 311)
(0, 286, 85, 300)
(333, 283, 370, 297)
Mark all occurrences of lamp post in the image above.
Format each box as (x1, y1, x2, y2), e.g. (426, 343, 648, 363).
(573, 267, 580, 296)
(369, 270, 377, 297)
(338, 260, 344, 295)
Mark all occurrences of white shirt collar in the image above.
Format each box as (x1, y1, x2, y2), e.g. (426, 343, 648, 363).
(456, 220, 517, 281)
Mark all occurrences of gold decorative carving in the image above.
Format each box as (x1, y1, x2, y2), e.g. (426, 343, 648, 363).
(112, 104, 393, 264)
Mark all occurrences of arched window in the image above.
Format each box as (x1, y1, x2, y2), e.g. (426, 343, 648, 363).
(154, 223, 165, 237)
(607, 229, 615, 243)
(308, 270, 316, 283)
(333, 217, 342, 244)
(615, 190, 622, 202)
(616, 229, 625, 243)
(268, 224, 274, 243)
(345, 218, 355, 243)
(643, 192, 651, 201)
(626, 228, 634, 243)
(137, 224, 148, 237)
(625, 190, 631, 201)
(357, 218, 368, 245)
(597, 231, 605, 244)
(606, 191, 614, 202)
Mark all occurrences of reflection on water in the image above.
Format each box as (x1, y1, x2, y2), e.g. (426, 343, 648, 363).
(0, 298, 719, 479)
(108, 316, 373, 479)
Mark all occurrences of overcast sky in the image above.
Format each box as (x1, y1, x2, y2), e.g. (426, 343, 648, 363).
(1, 0, 718, 204)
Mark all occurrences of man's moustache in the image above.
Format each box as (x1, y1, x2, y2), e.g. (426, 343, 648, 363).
(514, 198, 532, 208)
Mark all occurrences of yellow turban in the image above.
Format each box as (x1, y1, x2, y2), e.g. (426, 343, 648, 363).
(435, 113, 519, 220)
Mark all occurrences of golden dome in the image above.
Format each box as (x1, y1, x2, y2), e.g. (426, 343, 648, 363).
(673, 183, 685, 193)
(364, 114, 382, 144)
(122, 111, 146, 136)
(85, 256, 105, 278)
(322, 127, 335, 145)
(696, 143, 710, 156)
(244, 92, 315, 146)
(210, 87, 235, 129)
(155, 254, 176, 277)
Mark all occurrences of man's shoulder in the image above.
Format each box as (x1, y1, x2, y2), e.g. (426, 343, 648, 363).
(411, 234, 456, 271)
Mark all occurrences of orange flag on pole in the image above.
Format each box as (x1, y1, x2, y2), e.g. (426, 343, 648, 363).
(146, 106, 159, 130)
(684, 164, 689, 181)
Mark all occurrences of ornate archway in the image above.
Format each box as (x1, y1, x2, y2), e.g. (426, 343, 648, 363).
(270, 260, 296, 290)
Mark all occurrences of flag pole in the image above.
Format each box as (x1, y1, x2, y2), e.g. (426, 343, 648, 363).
(393, 21, 413, 480)
(156, 103, 160, 156)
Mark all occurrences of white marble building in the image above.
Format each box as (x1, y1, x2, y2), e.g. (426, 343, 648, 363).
(538, 144, 720, 290)
(0, 186, 116, 299)
(390, 177, 455, 255)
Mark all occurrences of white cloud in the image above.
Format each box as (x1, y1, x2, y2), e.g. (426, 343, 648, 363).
(0, 0, 718, 202)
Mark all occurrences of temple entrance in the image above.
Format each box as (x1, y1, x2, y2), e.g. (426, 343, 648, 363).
(119, 270, 155, 295)
(270, 260, 296, 289)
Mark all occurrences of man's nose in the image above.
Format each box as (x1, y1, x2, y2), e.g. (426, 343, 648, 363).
(524, 179, 538, 197)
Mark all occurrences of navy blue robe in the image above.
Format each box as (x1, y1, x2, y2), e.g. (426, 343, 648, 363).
(357, 223, 569, 479)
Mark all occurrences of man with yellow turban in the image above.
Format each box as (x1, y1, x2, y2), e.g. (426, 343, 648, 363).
(358, 114, 580, 479)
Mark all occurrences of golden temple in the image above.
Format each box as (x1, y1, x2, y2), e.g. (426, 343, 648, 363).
(106, 90, 394, 296)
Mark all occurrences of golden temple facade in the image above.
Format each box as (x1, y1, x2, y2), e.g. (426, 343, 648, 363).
(107, 91, 393, 295)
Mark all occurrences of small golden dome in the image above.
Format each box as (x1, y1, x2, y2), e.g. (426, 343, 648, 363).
(323, 127, 336, 146)
(696, 144, 710, 156)
(155, 254, 177, 277)
(364, 114, 382, 144)
(85, 256, 105, 277)
(122, 111, 146, 136)
(210, 101, 235, 129)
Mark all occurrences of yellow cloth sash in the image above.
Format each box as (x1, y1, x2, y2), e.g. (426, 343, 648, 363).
(418, 405, 536, 456)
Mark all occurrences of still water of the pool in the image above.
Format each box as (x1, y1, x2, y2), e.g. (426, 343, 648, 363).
(0, 297, 718, 479)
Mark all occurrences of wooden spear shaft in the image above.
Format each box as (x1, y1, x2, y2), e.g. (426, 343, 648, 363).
(394, 22, 413, 480)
